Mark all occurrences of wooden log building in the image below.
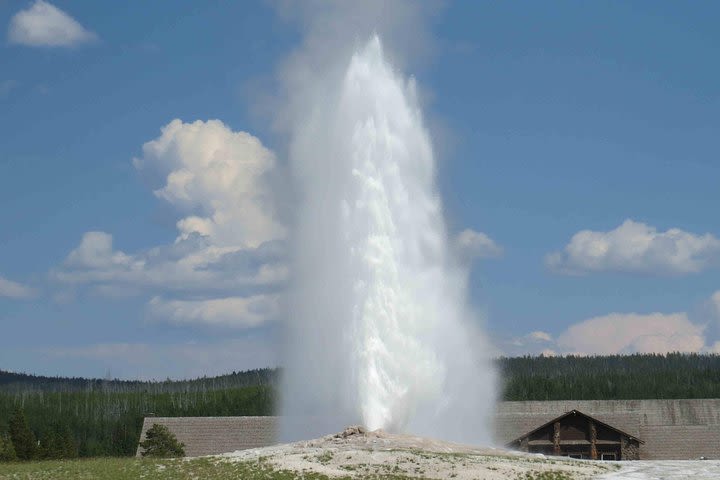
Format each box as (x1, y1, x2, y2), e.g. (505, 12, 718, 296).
(495, 399, 720, 460)
(505, 409, 641, 460)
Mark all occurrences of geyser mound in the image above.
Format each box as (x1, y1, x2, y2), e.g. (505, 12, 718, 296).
(281, 36, 495, 444)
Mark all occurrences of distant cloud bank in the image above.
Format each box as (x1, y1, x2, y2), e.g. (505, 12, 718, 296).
(37, 336, 277, 380)
(507, 291, 720, 357)
(556, 312, 705, 355)
(546, 219, 720, 275)
(8, 0, 96, 47)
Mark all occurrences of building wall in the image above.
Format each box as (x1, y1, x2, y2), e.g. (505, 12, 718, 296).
(621, 437, 640, 460)
(639, 425, 719, 460)
(497, 399, 720, 427)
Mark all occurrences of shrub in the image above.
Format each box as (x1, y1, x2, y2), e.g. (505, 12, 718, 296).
(138, 424, 185, 458)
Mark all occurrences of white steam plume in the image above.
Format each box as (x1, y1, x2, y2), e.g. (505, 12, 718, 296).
(278, 5, 495, 445)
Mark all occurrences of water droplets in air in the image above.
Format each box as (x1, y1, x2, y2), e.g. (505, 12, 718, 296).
(281, 36, 495, 444)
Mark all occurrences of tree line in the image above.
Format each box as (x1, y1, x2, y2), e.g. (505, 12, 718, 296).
(498, 353, 720, 400)
(2, 354, 720, 460)
(0, 385, 275, 459)
(0, 368, 277, 395)
(0, 407, 77, 462)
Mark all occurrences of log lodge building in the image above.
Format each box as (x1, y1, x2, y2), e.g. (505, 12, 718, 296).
(137, 399, 720, 460)
(505, 409, 641, 460)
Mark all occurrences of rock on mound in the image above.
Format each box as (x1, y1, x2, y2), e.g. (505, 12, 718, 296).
(334, 425, 368, 438)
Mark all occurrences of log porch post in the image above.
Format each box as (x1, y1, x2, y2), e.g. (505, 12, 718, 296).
(589, 419, 598, 460)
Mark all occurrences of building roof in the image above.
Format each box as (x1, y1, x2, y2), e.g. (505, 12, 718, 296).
(136, 416, 278, 457)
(506, 409, 643, 445)
(639, 425, 720, 460)
(496, 399, 720, 426)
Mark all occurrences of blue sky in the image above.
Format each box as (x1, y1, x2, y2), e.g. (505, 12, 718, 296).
(1, 1, 719, 379)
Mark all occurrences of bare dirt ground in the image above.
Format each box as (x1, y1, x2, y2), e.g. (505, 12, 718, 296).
(221, 426, 616, 479)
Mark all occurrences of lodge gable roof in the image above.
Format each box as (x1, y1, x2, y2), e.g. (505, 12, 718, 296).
(507, 409, 643, 446)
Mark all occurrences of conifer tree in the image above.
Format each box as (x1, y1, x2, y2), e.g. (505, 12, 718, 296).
(39, 430, 62, 460)
(139, 424, 185, 458)
(38, 431, 52, 459)
(59, 426, 78, 459)
(8, 407, 36, 461)
(0, 435, 17, 462)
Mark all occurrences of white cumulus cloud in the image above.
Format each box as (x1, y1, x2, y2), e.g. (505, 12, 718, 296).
(510, 330, 553, 347)
(711, 291, 720, 318)
(528, 331, 552, 342)
(8, 0, 96, 47)
(53, 119, 286, 328)
(64, 232, 139, 270)
(546, 219, 720, 275)
(0, 275, 36, 299)
(556, 312, 705, 355)
(55, 232, 286, 294)
(455, 229, 503, 261)
(504, 330, 553, 354)
(134, 119, 284, 248)
(148, 295, 280, 329)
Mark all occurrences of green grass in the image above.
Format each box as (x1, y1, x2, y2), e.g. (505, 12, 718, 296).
(514, 471, 577, 480)
(316, 450, 335, 464)
(0, 457, 310, 480)
(0, 456, 429, 480)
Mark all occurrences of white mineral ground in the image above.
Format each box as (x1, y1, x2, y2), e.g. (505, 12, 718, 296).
(598, 460, 720, 479)
(216, 426, 720, 480)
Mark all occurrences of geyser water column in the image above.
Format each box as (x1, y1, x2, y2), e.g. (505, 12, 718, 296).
(281, 36, 495, 444)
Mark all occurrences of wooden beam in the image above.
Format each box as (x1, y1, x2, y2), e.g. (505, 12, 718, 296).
(589, 419, 597, 460)
(553, 421, 561, 456)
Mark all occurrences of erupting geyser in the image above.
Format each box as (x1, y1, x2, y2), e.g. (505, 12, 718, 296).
(281, 36, 495, 444)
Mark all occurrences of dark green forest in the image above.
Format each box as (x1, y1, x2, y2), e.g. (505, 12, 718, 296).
(0, 369, 276, 458)
(1, 353, 720, 459)
(498, 353, 720, 400)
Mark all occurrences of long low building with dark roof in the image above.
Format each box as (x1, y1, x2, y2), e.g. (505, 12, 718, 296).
(137, 399, 720, 460)
(137, 416, 278, 457)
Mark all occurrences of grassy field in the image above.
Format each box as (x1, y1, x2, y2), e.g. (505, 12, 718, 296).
(0, 457, 333, 480)
(0, 456, 464, 480)
(0, 455, 591, 480)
